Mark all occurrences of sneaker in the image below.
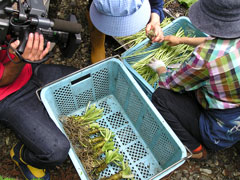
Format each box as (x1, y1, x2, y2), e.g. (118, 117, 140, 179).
(190, 146, 208, 160)
(10, 142, 50, 180)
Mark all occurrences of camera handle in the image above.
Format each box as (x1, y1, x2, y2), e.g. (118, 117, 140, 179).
(16, 28, 53, 64)
(18, 29, 29, 53)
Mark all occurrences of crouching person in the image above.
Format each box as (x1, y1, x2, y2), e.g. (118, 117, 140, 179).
(0, 32, 77, 179)
(149, 0, 240, 159)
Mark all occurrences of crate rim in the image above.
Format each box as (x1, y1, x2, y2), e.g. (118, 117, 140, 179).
(120, 16, 209, 99)
(39, 57, 188, 180)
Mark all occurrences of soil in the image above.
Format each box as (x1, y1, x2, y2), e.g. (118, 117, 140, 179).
(1, 0, 240, 180)
(164, 0, 189, 17)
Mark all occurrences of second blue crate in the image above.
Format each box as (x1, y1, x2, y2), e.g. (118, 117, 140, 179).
(121, 16, 208, 99)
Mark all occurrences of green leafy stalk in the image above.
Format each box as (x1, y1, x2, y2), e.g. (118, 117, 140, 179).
(72, 103, 104, 125)
(0, 176, 16, 180)
(93, 128, 115, 150)
(178, 0, 198, 8)
(100, 162, 134, 180)
(100, 128, 115, 142)
(115, 17, 173, 49)
(123, 28, 195, 88)
(88, 128, 100, 135)
(121, 162, 134, 179)
(94, 141, 115, 158)
(89, 136, 104, 144)
(95, 148, 124, 174)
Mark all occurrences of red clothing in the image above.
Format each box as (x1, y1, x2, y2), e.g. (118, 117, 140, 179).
(0, 49, 32, 100)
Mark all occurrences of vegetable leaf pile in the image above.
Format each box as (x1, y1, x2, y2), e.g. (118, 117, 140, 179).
(177, 0, 198, 8)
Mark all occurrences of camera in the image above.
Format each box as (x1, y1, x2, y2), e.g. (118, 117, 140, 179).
(0, 0, 82, 63)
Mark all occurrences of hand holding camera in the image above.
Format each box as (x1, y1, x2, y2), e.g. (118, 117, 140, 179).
(0, 0, 82, 63)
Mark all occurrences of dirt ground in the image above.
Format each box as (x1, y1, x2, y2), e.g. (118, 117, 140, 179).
(1, 0, 240, 180)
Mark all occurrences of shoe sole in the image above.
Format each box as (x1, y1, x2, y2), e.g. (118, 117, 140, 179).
(10, 146, 30, 180)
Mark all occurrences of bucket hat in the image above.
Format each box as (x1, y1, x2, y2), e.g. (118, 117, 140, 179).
(189, 0, 240, 39)
(89, 0, 151, 37)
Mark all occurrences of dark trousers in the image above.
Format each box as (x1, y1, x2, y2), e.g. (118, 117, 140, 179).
(88, 0, 92, 9)
(152, 88, 203, 151)
(0, 64, 77, 169)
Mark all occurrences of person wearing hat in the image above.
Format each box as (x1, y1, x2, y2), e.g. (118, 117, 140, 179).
(148, 0, 240, 159)
(86, 0, 165, 64)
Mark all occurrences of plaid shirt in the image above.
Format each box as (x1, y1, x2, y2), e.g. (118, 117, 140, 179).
(158, 38, 240, 109)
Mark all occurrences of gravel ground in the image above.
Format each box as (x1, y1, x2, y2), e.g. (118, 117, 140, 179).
(0, 0, 240, 180)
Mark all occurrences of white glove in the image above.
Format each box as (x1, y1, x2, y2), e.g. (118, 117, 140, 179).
(147, 58, 166, 72)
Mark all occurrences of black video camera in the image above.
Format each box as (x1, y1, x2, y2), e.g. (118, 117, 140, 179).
(0, 0, 82, 63)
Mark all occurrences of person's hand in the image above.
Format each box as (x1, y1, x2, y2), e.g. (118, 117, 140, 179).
(7, 40, 22, 63)
(164, 35, 181, 46)
(146, 13, 164, 43)
(21, 32, 50, 62)
(147, 57, 166, 72)
(10, 40, 20, 50)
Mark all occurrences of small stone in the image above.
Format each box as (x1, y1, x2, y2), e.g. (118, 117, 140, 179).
(199, 174, 212, 180)
(188, 176, 194, 180)
(175, 172, 182, 179)
(200, 168, 212, 175)
(233, 171, 240, 177)
(175, 13, 180, 17)
(182, 169, 189, 176)
(5, 136, 9, 145)
(222, 169, 229, 176)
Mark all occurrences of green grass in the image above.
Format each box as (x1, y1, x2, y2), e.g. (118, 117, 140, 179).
(0, 175, 43, 180)
(0, 175, 16, 180)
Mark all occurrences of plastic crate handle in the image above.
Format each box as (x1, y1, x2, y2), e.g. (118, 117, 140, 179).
(36, 55, 122, 102)
(149, 146, 192, 180)
(35, 72, 92, 102)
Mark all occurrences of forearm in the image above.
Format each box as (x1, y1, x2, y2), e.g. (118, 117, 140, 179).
(0, 57, 26, 86)
(179, 37, 208, 46)
(150, 12, 160, 26)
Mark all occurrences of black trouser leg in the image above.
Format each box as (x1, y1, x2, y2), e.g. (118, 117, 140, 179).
(0, 64, 77, 168)
(152, 88, 203, 151)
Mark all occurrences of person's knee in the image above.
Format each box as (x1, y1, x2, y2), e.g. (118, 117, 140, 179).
(152, 89, 159, 101)
(34, 64, 77, 85)
(48, 137, 70, 165)
(152, 88, 166, 102)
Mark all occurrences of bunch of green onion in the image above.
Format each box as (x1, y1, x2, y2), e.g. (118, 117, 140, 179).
(123, 28, 195, 88)
(115, 17, 173, 49)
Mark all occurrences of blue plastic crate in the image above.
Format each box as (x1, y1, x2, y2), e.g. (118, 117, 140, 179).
(39, 58, 187, 180)
(121, 16, 208, 99)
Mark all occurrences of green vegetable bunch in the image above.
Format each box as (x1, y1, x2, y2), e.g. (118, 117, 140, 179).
(115, 17, 173, 49)
(178, 0, 198, 8)
(0, 176, 16, 180)
(123, 28, 194, 88)
(62, 102, 134, 180)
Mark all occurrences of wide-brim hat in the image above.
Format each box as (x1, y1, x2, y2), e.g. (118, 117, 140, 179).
(90, 0, 151, 37)
(189, 0, 240, 39)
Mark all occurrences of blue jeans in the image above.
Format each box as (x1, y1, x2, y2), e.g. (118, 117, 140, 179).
(0, 64, 77, 169)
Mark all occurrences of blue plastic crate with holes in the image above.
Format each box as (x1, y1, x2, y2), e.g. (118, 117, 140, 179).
(121, 16, 208, 99)
(39, 57, 187, 180)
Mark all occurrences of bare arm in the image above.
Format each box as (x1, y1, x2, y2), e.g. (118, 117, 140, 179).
(0, 33, 50, 86)
(164, 35, 208, 47)
(0, 58, 27, 86)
